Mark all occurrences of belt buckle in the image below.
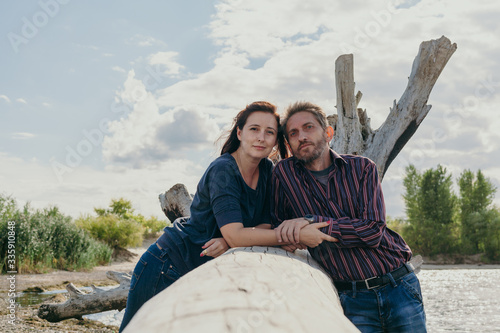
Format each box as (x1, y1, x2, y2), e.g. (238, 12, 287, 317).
(364, 276, 379, 290)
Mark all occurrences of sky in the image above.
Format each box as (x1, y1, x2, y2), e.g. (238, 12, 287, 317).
(1, 0, 500, 221)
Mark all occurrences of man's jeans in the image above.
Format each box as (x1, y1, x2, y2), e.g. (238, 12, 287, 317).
(119, 242, 181, 332)
(338, 272, 427, 333)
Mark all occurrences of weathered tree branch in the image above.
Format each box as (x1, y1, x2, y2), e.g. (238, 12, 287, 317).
(37, 271, 131, 322)
(331, 36, 457, 179)
(159, 183, 191, 222)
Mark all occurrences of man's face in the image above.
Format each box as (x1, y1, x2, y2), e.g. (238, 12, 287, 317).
(285, 111, 329, 165)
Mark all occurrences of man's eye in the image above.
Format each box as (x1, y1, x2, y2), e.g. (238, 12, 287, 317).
(289, 132, 296, 137)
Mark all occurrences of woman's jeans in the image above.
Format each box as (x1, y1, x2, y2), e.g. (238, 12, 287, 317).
(119, 243, 181, 332)
(339, 272, 427, 333)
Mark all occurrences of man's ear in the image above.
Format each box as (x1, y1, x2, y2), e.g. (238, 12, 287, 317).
(326, 126, 334, 142)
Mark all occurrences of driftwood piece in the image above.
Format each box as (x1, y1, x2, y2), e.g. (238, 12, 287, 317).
(330, 36, 457, 179)
(124, 246, 360, 333)
(159, 183, 191, 222)
(37, 271, 131, 322)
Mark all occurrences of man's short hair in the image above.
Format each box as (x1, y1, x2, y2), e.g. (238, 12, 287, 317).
(281, 101, 328, 139)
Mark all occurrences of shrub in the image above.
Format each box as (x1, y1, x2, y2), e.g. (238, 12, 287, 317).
(75, 214, 144, 249)
(76, 198, 169, 247)
(0, 195, 112, 273)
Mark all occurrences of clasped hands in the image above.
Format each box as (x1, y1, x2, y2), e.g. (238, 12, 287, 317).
(275, 217, 338, 252)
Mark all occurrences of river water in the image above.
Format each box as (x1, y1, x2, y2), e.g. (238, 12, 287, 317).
(16, 268, 500, 331)
(418, 268, 500, 332)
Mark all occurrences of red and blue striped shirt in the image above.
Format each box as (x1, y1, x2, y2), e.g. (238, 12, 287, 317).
(271, 150, 412, 281)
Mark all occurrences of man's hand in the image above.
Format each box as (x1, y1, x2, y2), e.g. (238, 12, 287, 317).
(200, 238, 229, 258)
(299, 222, 338, 248)
(275, 217, 310, 244)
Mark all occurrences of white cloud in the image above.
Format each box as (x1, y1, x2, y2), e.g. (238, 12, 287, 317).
(12, 132, 36, 139)
(0, 95, 11, 103)
(16, 98, 27, 104)
(102, 70, 220, 167)
(127, 34, 166, 47)
(148, 51, 185, 77)
(112, 66, 126, 73)
(42, 102, 51, 107)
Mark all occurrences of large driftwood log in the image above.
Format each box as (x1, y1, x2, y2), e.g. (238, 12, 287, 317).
(38, 271, 131, 322)
(159, 183, 191, 222)
(124, 246, 360, 333)
(330, 36, 457, 179)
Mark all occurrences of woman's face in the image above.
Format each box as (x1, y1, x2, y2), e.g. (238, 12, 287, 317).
(236, 111, 278, 159)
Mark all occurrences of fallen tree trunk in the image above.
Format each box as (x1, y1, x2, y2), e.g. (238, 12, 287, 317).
(124, 246, 360, 333)
(38, 271, 131, 322)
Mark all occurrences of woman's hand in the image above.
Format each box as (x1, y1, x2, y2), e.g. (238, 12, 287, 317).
(200, 238, 229, 258)
(281, 243, 307, 252)
(298, 222, 337, 248)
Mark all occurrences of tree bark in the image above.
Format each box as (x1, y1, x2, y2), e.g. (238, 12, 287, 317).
(38, 271, 131, 322)
(159, 183, 191, 222)
(330, 35, 457, 179)
(123, 246, 360, 333)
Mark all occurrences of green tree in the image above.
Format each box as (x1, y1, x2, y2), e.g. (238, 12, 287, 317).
(402, 164, 458, 255)
(458, 169, 497, 253)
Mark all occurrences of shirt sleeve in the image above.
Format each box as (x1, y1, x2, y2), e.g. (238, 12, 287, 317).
(311, 162, 387, 248)
(208, 161, 244, 228)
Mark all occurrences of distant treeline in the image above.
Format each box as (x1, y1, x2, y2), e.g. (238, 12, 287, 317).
(388, 165, 500, 262)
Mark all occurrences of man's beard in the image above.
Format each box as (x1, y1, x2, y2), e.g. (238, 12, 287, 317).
(295, 137, 328, 165)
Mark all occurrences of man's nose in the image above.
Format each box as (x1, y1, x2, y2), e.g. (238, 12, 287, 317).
(299, 130, 307, 141)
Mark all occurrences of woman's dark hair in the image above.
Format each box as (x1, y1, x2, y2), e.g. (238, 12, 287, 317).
(220, 101, 289, 159)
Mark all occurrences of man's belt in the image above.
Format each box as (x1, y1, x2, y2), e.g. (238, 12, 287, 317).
(334, 263, 414, 291)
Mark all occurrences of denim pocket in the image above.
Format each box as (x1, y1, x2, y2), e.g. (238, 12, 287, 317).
(164, 264, 180, 282)
(129, 257, 147, 291)
(401, 273, 423, 303)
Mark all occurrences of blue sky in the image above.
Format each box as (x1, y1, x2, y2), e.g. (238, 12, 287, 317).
(1, 0, 500, 219)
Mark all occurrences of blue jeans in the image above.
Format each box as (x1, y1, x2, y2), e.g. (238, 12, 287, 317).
(119, 243, 181, 332)
(338, 272, 427, 333)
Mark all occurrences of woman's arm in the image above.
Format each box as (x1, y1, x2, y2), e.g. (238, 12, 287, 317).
(220, 222, 286, 247)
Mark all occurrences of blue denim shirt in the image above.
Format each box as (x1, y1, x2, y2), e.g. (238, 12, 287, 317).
(157, 153, 273, 275)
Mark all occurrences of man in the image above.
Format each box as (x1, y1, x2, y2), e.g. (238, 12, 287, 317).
(271, 101, 427, 332)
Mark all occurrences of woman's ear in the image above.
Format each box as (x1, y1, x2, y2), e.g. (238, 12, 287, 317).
(236, 127, 242, 141)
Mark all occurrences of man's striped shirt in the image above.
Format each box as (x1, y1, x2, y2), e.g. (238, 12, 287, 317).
(271, 150, 412, 281)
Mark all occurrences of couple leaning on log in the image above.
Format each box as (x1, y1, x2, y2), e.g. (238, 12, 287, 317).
(120, 100, 427, 333)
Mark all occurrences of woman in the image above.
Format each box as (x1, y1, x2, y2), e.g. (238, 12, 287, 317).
(119, 101, 289, 332)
